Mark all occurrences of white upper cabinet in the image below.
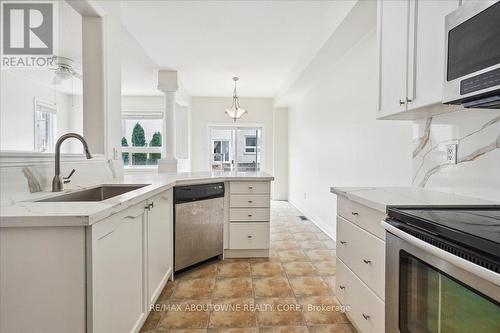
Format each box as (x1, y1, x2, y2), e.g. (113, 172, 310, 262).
(376, 0, 409, 118)
(377, 0, 459, 120)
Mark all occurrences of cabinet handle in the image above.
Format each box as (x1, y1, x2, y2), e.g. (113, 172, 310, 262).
(247, 235, 253, 238)
(248, 200, 253, 203)
(406, 97, 412, 103)
(363, 259, 372, 264)
(340, 241, 347, 245)
(339, 285, 346, 290)
(362, 313, 371, 320)
(351, 212, 359, 216)
(399, 99, 406, 105)
(248, 186, 253, 189)
(149, 202, 154, 209)
(248, 214, 253, 217)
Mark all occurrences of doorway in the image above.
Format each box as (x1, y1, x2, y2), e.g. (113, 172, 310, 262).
(209, 126, 262, 172)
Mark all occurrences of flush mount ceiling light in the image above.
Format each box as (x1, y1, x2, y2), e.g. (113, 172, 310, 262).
(225, 76, 247, 122)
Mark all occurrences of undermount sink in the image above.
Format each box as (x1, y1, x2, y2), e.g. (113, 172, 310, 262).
(36, 184, 150, 202)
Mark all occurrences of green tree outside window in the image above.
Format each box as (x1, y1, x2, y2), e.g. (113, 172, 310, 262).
(121, 137, 129, 165)
(131, 123, 147, 165)
(149, 131, 162, 164)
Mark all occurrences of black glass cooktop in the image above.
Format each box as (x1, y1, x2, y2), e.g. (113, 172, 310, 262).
(387, 206, 500, 260)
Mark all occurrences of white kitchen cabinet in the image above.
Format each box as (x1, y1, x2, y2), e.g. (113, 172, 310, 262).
(377, 0, 459, 120)
(146, 189, 173, 304)
(91, 203, 147, 333)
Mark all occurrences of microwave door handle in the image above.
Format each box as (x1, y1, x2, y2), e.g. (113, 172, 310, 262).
(382, 221, 500, 287)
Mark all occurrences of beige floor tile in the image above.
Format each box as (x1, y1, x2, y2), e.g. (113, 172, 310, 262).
(218, 262, 252, 278)
(308, 324, 357, 333)
(322, 240, 336, 250)
(253, 277, 293, 298)
(209, 298, 257, 329)
(271, 233, 295, 241)
(313, 261, 336, 276)
(323, 276, 336, 292)
(157, 300, 211, 329)
(289, 277, 331, 297)
(306, 250, 336, 262)
(297, 241, 326, 250)
(256, 298, 304, 327)
(250, 262, 284, 277)
(156, 280, 175, 303)
(292, 233, 318, 241)
(208, 328, 257, 333)
(288, 226, 311, 234)
(172, 279, 215, 300)
(213, 278, 253, 299)
(271, 241, 300, 251)
(140, 310, 161, 331)
(298, 296, 350, 325)
(176, 261, 219, 280)
(277, 250, 308, 262)
(282, 262, 318, 277)
(259, 326, 309, 333)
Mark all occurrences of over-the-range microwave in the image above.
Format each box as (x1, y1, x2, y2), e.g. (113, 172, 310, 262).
(443, 0, 500, 108)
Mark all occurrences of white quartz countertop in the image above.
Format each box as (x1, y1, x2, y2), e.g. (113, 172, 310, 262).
(0, 171, 273, 227)
(330, 187, 496, 213)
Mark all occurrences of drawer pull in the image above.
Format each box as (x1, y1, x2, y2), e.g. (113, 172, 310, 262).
(339, 285, 346, 290)
(351, 212, 359, 216)
(248, 186, 253, 189)
(247, 235, 253, 238)
(363, 259, 372, 264)
(248, 200, 253, 203)
(362, 313, 371, 320)
(248, 214, 253, 217)
(340, 241, 347, 245)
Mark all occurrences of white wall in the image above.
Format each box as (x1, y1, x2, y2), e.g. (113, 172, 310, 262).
(288, 31, 413, 238)
(190, 97, 274, 174)
(0, 71, 82, 153)
(272, 107, 288, 200)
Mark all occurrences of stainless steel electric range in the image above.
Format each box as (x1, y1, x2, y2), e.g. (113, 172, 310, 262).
(383, 206, 500, 333)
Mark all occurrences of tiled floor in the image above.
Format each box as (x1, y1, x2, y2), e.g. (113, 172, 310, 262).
(140, 201, 356, 333)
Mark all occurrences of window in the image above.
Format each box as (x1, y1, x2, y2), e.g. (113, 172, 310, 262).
(34, 98, 57, 153)
(213, 140, 230, 162)
(244, 135, 257, 154)
(121, 112, 163, 167)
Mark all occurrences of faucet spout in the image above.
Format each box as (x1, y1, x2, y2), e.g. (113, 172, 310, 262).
(53, 133, 92, 192)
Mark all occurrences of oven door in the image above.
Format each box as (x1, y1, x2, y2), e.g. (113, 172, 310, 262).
(385, 225, 500, 333)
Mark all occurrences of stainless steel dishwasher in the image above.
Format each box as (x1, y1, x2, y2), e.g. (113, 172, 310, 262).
(174, 182, 225, 272)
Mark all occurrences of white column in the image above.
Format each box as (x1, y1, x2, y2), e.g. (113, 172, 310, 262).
(157, 70, 178, 173)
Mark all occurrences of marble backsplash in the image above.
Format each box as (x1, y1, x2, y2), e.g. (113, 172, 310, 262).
(412, 110, 500, 202)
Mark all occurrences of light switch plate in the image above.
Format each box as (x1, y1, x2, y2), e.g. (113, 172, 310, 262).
(445, 142, 458, 164)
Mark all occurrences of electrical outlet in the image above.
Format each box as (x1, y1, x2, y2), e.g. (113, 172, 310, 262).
(445, 143, 458, 164)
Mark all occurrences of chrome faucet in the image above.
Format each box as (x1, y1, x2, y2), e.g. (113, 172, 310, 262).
(52, 133, 92, 192)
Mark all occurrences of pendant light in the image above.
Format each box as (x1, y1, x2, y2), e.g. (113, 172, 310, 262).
(225, 76, 247, 122)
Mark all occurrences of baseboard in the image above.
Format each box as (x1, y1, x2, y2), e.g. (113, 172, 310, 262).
(287, 199, 336, 242)
(224, 249, 269, 258)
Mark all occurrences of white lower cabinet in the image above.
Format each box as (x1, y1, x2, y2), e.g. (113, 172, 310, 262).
(336, 196, 386, 333)
(146, 190, 173, 304)
(90, 189, 173, 333)
(91, 203, 147, 333)
(337, 259, 385, 333)
(229, 222, 270, 249)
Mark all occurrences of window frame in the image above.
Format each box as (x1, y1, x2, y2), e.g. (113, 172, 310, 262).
(33, 98, 57, 153)
(244, 135, 258, 154)
(121, 111, 164, 168)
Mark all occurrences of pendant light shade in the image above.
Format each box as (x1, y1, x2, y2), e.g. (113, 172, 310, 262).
(225, 77, 247, 122)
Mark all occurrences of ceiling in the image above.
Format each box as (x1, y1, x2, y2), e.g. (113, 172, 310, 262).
(121, 1, 341, 97)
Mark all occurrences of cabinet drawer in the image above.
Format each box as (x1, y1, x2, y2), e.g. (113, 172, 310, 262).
(336, 216, 385, 300)
(337, 196, 386, 240)
(92, 203, 146, 241)
(336, 258, 384, 333)
(230, 181, 270, 194)
(230, 194, 270, 208)
(229, 222, 270, 249)
(230, 208, 270, 222)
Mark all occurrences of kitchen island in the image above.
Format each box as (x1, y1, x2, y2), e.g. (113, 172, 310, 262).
(0, 171, 273, 333)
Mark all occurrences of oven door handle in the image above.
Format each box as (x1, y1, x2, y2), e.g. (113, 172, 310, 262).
(383, 221, 500, 287)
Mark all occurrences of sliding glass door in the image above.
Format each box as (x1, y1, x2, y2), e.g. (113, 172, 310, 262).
(210, 126, 262, 172)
